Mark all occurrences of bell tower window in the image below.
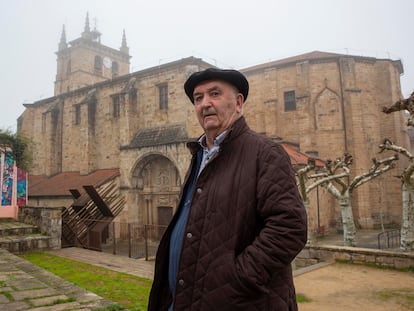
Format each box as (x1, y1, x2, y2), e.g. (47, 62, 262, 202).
(94, 55, 103, 75)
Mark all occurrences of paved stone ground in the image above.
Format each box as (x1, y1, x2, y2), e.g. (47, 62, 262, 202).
(0, 248, 117, 310)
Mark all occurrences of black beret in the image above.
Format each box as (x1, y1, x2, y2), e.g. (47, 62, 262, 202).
(184, 68, 249, 104)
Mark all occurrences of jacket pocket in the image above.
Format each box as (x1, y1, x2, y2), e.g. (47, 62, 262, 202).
(199, 252, 267, 310)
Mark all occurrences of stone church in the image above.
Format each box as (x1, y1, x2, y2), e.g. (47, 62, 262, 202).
(18, 16, 409, 235)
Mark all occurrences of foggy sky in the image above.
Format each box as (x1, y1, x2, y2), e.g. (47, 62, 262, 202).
(1, 0, 413, 131)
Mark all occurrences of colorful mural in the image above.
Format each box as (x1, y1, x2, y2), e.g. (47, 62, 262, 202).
(0, 150, 27, 219)
(1, 151, 14, 206)
(17, 168, 27, 206)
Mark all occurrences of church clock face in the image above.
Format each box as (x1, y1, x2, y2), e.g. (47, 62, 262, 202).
(103, 57, 112, 68)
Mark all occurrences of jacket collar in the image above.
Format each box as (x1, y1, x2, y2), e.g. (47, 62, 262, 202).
(187, 116, 249, 155)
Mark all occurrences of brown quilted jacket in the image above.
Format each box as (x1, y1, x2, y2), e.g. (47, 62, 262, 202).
(148, 117, 307, 310)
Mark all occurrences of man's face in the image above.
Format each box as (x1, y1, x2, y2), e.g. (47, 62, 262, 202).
(193, 80, 243, 137)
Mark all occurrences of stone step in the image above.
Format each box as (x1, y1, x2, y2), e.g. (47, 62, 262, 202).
(0, 219, 53, 254)
(0, 221, 38, 236)
(0, 234, 52, 254)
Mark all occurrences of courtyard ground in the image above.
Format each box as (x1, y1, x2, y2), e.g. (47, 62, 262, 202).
(49, 245, 414, 311)
(295, 261, 414, 310)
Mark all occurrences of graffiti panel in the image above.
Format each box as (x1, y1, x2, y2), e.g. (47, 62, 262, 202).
(1, 151, 14, 206)
(17, 168, 27, 206)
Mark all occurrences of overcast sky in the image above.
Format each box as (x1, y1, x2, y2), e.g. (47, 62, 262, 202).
(1, 0, 413, 131)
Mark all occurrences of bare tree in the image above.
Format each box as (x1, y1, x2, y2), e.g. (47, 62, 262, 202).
(379, 138, 414, 251)
(381, 92, 414, 251)
(299, 153, 398, 246)
(297, 158, 345, 244)
(383, 92, 414, 126)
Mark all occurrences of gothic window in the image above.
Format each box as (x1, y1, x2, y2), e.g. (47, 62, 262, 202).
(112, 95, 121, 118)
(112, 61, 119, 78)
(159, 84, 168, 110)
(94, 55, 102, 75)
(284, 90, 296, 111)
(73, 104, 81, 125)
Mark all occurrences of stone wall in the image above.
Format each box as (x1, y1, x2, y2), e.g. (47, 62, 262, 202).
(297, 245, 414, 270)
(18, 206, 62, 249)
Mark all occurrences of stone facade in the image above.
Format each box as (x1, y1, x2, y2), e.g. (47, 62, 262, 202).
(18, 21, 409, 234)
(242, 53, 409, 229)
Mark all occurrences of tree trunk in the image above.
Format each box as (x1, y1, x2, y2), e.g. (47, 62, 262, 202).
(401, 182, 414, 251)
(302, 199, 312, 245)
(340, 195, 356, 246)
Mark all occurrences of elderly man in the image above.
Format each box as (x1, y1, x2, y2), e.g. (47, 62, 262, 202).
(148, 68, 307, 311)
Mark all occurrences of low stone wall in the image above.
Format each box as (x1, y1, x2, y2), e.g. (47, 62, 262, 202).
(297, 244, 414, 270)
(18, 206, 63, 249)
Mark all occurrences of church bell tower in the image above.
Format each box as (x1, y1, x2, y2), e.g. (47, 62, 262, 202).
(54, 13, 131, 96)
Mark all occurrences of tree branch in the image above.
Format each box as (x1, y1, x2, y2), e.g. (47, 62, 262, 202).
(349, 154, 399, 191)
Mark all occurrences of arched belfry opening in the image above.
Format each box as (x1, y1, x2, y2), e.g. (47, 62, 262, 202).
(131, 154, 181, 226)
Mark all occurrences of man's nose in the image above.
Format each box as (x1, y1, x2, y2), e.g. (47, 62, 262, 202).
(200, 95, 213, 107)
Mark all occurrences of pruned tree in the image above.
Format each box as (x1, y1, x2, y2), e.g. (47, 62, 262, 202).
(383, 91, 414, 126)
(297, 158, 345, 244)
(379, 138, 414, 250)
(299, 153, 398, 246)
(380, 92, 414, 251)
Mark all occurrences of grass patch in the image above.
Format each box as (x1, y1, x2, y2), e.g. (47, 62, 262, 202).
(1, 291, 14, 301)
(375, 288, 414, 310)
(21, 252, 152, 310)
(296, 293, 312, 303)
(21, 251, 311, 309)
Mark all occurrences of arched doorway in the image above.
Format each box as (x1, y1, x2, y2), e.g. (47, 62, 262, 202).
(131, 154, 180, 226)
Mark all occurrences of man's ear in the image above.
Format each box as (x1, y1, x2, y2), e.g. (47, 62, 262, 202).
(236, 93, 244, 113)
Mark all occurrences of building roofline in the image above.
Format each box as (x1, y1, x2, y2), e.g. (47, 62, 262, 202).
(23, 56, 215, 108)
(241, 50, 404, 75)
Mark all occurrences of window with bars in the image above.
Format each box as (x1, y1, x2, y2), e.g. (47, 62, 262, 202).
(159, 84, 168, 110)
(284, 90, 296, 111)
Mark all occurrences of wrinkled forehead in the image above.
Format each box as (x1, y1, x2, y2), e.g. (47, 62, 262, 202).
(193, 79, 238, 94)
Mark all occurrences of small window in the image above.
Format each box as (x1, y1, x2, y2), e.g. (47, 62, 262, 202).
(159, 84, 168, 110)
(113, 95, 121, 118)
(73, 104, 81, 125)
(284, 90, 296, 111)
(94, 55, 102, 75)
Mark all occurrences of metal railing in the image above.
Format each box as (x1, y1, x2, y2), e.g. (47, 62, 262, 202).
(377, 230, 400, 249)
(67, 219, 167, 260)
